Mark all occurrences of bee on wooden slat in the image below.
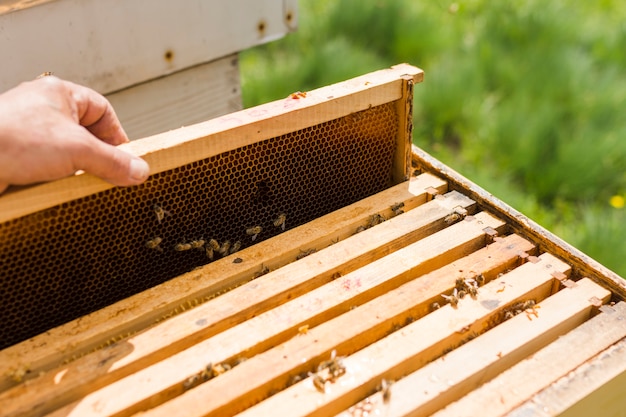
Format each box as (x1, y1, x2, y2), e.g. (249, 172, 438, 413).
(391, 202, 405, 216)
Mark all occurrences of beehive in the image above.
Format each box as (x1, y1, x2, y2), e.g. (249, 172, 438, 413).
(1, 64, 625, 417)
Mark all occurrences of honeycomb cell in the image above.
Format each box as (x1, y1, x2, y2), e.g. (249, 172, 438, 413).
(0, 102, 400, 349)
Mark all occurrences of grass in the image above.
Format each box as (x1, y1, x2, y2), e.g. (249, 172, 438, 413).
(240, 0, 626, 277)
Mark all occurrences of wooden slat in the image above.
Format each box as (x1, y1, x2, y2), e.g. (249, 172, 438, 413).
(411, 145, 626, 300)
(106, 54, 243, 140)
(504, 308, 626, 417)
(523, 339, 626, 417)
(2, 184, 471, 416)
(228, 252, 570, 417)
(142, 247, 566, 417)
(42, 211, 505, 417)
(0, 64, 423, 223)
(338, 277, 610, 417)
(433, 301, 626, 417)
(0, 172, 447, 392)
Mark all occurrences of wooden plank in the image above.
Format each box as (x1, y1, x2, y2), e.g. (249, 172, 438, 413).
(141, 249, 566, 417)
(508, 326, 626, 417)
(106, 55, 243, 140)
(338, 278, 610, 417)
(0, 0, 295, 93)
(41, 211, 505, 417)
(0, 173, 447, 391)
(411, 145, 626, 300)
(392, 74, 415, 184)
(432, 301, 626, 417)
(0, 64, 423, 223)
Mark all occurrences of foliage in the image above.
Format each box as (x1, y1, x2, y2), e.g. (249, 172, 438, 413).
(240, 0, 626, 277)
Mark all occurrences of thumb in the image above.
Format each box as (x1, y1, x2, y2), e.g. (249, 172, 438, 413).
(73, 134, 150, 187)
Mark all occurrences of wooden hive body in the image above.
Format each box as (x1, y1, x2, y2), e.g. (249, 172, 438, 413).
(1, 64, 625, 417)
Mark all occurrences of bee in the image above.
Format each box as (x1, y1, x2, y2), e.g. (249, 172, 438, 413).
(199, 363, 215, 381)
(218, 241, 231, 256)
(36, 71, 53, 79)
(457, 289, 467, 299)
(391, 202, 405, 216)
(145, 237, 163, 252)
(466, 280, 479, 298)
(444, 212, 461, 225)
(430, 302, 441, 311)
(368, 213, 386, 228)
(273, 213, 287, 231)
(208, 239, 220, 250)
(289, 91, 307, 99)
(183, 375, 199, 390)
(298, 325, 309, 335)
(326, 350, 346, 382)
(255, 264, 270, 278)
(441, 288, 459, 307)
(190, 239, 205, 250)
(153, 204, 171, 223)
(205, 247, 215, 260)
(246, 225, 263, 241)
(309, 372, 326, 393)
(455, 277, 466, 289)
(476, 274, 485, 286)
(381, 379, 392, 404)
(296, 248, 317, 260)
(174, 242, 192, 251)
(354, 225, 367, 234)
(230, 241, 242, 254)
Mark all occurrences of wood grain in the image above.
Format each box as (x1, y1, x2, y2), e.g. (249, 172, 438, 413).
(0, 172, 445, 392)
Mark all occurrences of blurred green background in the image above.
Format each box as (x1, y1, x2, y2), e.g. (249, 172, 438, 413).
(239, 0, 626, 277)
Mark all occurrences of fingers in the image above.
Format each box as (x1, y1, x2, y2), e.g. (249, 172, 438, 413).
(70, 81, 130, 145)
(70, 127, 150, 187)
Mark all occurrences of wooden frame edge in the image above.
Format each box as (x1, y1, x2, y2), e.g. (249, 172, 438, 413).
(0, 64, 423, 223)
(411, 145, 626, 299)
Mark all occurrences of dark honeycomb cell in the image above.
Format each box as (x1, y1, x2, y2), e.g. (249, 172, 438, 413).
(0, 102, 399, 349)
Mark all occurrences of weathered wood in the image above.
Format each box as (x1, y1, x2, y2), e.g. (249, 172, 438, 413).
(106, 54, 243, 140)
(142, 250, 568, 417)
(42, 211, 505, 417)
(0, 64, 423, 223)
(433, 301, 626, 417)
(411, 145, 626, 300)
(0, 173, 445, 392)
(507, 317, 626, 417)
(339, 278, 610, 417)
(0, 0, 296, 93)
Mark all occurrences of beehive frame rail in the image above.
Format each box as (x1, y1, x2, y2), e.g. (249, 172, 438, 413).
(0, 63, 421, 353)
(0, 172, 446, 391)
(411, 145, 626, 300)
(1, 64, 626, 416)
(0, 63, 422, 224)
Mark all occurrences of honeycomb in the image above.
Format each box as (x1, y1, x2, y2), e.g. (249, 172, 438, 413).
(0, 102, 400, 349)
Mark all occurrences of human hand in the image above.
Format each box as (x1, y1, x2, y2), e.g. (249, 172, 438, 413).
(0, 75, 150, 194)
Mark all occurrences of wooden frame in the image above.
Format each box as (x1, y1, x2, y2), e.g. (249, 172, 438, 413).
(0, 0, 298, 94)
(1, 64, 625, 417)
(0, 63, 423, 223)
